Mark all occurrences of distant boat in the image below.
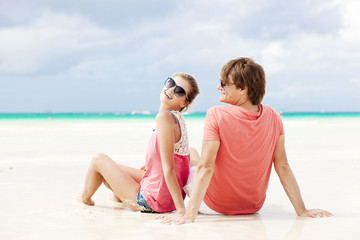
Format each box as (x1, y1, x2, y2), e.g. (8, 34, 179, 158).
(131, 110, 151, 115)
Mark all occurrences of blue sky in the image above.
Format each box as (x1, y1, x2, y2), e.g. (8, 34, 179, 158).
(1, 0, 359, 113)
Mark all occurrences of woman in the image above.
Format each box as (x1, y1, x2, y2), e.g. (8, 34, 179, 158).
(160, 57, 332, 224)
(79, 73, 200, 213)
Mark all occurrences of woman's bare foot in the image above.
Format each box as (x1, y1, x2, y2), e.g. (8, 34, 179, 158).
(110, 194, 122, 202)
(78, 192, 95, 206)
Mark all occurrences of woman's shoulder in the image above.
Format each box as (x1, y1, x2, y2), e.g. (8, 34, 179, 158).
(156, 110, 182, 125)
(156, 111, 174, 124)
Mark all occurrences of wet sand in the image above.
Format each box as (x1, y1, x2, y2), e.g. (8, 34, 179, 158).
(0, 117, 359, 239)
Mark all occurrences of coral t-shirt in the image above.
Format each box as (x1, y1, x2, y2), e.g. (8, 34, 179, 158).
(203, 104, 284, 215)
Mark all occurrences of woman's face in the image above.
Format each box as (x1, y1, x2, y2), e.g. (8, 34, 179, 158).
(160, 76, 191, 110)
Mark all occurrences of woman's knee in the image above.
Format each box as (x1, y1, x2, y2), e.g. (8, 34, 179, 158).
(189, 147, 200, 165)
(90, 153, 109, 168)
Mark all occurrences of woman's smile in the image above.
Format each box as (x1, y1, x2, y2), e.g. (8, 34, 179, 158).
(164, 91, 173, 99)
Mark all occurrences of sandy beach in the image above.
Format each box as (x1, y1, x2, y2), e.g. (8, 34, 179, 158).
(0, 116, 359, 240)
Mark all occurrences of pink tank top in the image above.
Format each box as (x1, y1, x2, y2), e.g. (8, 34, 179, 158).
(140, 111, 190, 213)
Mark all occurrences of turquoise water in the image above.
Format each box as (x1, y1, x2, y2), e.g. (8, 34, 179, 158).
(0, 112, 203, 120)
(0, 112, 360, 120)
(280, 112, 360, 119)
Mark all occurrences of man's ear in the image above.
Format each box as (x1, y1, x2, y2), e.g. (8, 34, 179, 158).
(240, 87, 248, 95)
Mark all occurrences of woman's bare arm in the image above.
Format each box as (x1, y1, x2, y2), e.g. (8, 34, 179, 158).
(156, 112, 186, 214)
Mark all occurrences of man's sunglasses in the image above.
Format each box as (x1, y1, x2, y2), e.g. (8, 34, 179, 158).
(164, 77, 189, 101)
(220, 81, 235, 88)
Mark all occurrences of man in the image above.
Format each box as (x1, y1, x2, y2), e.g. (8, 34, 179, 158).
(159, 57, 332, 224)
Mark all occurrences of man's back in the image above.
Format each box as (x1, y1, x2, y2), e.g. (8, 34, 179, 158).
(202, 104, 284, 214)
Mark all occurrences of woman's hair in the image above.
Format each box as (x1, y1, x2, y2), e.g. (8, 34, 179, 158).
(172, 72, 200, 112)
(220, 57, 266, 105)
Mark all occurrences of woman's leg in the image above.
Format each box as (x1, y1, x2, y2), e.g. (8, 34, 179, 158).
(189, 147, 200, 167)
(184, 147, 200, 197)
(104, 164, 145, 202)
(80, 153, 141, 211)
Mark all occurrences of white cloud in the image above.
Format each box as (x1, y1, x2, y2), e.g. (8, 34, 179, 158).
(260, 42, 289, 75)
(0, 10, 124, 74)
(1, 0, 360, 112)
(266, 82, 336, 100)
(351, 78, 360, 86)
(258, 0, 360, 94)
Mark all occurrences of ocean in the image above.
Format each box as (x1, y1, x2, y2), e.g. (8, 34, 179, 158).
(0, 112, 360, 120)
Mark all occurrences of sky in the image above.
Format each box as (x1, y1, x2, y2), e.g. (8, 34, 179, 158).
(1, 0, 360, 113)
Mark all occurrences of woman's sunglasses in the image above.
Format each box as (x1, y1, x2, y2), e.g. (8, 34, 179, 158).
(164, 77, 189, 101)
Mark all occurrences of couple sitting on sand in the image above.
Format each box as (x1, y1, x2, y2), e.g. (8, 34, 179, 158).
(79, 57, 332, 224)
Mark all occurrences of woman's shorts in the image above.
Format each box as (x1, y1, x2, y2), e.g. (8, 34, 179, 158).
(136, 189, 158, 213)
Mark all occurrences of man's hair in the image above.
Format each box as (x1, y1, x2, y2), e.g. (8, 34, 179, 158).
(220, 57, 266, 105)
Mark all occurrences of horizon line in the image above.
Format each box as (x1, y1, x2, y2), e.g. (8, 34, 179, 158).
(1, 111, 360, 114)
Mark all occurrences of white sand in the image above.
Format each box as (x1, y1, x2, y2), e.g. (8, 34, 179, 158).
(0, 117, 359, 240)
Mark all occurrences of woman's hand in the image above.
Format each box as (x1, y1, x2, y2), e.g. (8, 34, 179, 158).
(298, 208, 333, 218)
(156, 212, 194, 225)
(139, 165, 146, 171)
